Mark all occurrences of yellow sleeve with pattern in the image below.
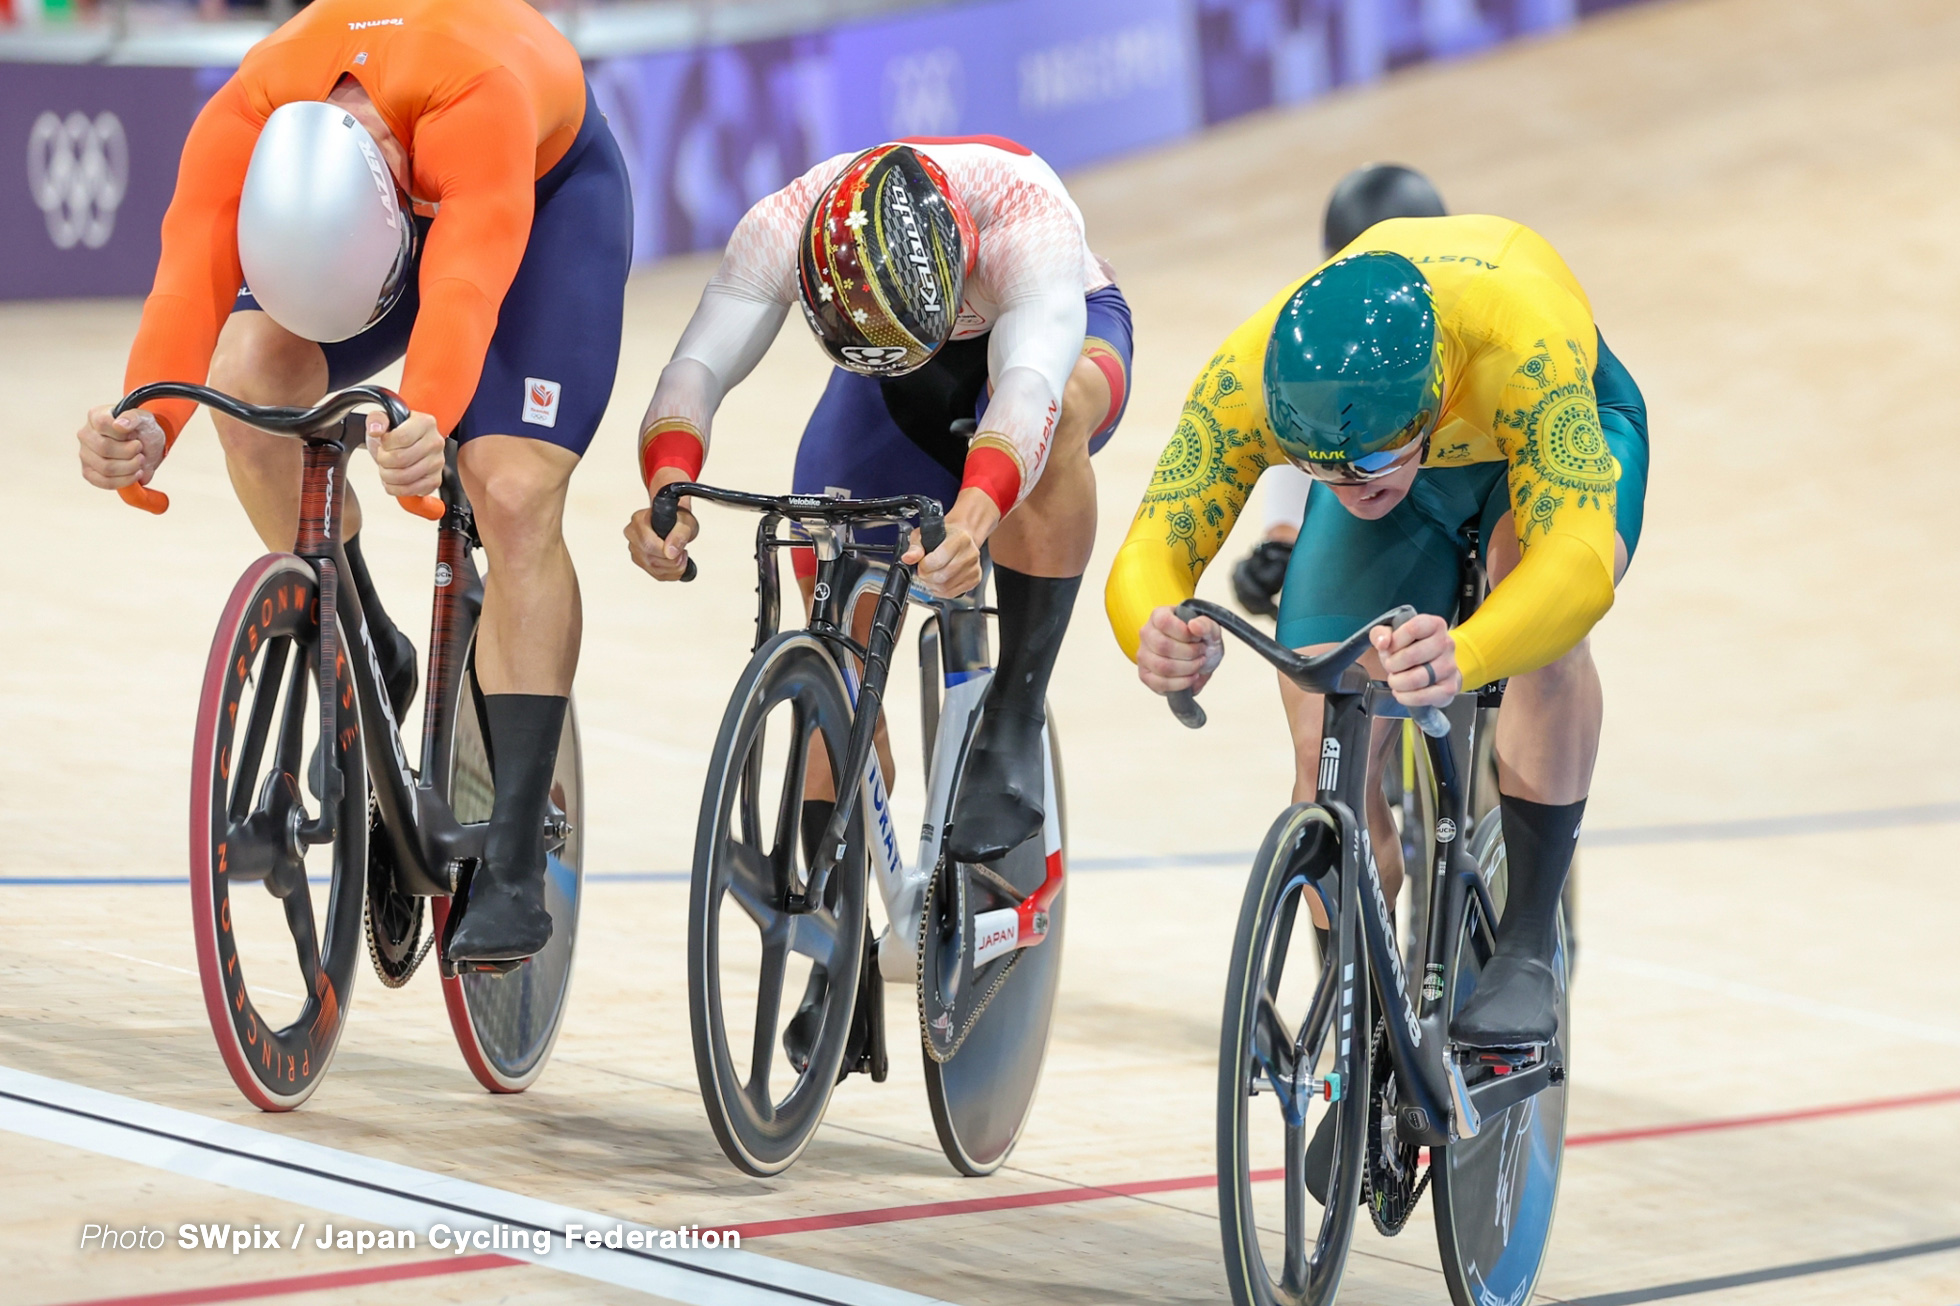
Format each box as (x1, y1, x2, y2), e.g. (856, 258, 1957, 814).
(1454, 331, 1619, 688)
(1105, 309, 1289, 661)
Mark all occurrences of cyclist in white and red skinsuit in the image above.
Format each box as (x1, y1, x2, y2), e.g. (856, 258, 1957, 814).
(626, 136, 1134, 871)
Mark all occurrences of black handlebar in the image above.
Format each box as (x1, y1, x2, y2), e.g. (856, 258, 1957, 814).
(1166, 598, 1451, 739)
(648, 481, 948, 586)
(114, 382, 409, 437)
(648, 491, 699, 583)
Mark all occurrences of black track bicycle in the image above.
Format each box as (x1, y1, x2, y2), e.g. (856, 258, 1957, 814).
(115, 383, 584, 1110)
(1169, 593, 1571, 1306)
(652, 482, 1068, 1177)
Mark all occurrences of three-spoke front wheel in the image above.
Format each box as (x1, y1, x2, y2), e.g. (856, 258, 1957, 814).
(190, 555, 366, 1111)
(689, 633, 867, 1176)
(1218, 803, 1371, 1306)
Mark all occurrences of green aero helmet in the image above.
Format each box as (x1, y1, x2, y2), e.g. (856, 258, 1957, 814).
(1264, 251, 1441, 484)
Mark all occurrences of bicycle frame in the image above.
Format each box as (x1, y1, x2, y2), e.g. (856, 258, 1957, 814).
(283, 419, 487, 899)
(1310, 549, 1553, 1148)
(653, 479, 1063, 976)
(839, 563, 1064, 978)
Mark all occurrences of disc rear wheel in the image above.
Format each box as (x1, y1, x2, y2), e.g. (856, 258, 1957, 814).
(434, 647, 585, 1093)
(920, 716, 1068, 1176)
(1431, 817, 1572, 1306)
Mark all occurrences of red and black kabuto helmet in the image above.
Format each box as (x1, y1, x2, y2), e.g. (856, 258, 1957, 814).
(798, 144, 973, 376)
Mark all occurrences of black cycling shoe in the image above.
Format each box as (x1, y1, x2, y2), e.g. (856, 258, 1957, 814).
(447, 857, 553, 962)
(1231, 540, 1293, 618)
(1448, 954, 1559, 1048)
(947, 704, 1045, 863)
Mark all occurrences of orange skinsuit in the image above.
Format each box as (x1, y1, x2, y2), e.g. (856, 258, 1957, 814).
(124, 0, 587, 443)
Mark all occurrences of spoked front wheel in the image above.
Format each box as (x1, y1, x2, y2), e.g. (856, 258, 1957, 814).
(689, 633, 868, 1176)
(190, 555, 367, 1111)
(432, 646, 586, 1093)
(920, 717, 1068, 1176)
(1431, 816, 1572, 1306)
(1218, 804, 1372, 1306)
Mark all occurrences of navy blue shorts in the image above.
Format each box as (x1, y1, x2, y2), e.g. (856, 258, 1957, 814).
(233, 83, 633, 457)
(791, 283, 1134, 556)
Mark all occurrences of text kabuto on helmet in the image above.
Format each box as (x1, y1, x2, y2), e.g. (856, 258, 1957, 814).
(797, 143, 973, 377)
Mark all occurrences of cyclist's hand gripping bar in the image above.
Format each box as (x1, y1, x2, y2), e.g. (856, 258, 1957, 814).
(648, 484, 700, 583)
(649, 482, 949, 585)
(111, 383, 444, 520)
(1165, 599, 1450, 739)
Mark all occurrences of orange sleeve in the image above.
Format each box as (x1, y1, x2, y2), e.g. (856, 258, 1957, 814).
(122, 77, 260, 447)
(398, 69, 538, 435)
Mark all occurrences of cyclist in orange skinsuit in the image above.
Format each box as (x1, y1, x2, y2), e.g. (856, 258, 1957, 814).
(75, 0, 634, 962)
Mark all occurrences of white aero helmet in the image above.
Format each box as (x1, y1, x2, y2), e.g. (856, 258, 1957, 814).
(237, 100, 412, 343)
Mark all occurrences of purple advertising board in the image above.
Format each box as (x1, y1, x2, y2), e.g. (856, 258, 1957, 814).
(591, 0, 1199, 263)
(825, 0, 1198, 173)
(0, 0, 1658, 296)
(1, 63, 202, 299)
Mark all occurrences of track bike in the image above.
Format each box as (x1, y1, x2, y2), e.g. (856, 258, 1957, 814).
(1168, 597, 1571, 1306)
(651, 482, 1067, 1177)
(114, 383, 585, 1111)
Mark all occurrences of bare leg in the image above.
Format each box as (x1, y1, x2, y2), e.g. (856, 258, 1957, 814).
(206, 311, 355, 548)
(457, 436, 582, 695)
(1484, 517, 1629, 802)
(1279, 655, 1405, 929)
(797, 579, 898, 806)
(445, 435, 582, 963)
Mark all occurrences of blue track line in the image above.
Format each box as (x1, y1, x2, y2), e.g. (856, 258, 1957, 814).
(7, 799, 1957, 887)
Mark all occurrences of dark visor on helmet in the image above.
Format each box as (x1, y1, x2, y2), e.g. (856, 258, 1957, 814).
(1299, 414, 1429, 485)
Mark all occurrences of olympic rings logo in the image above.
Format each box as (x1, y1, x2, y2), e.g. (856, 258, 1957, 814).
(26, 110, 129, 251)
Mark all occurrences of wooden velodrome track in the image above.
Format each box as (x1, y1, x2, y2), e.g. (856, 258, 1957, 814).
(5, 0, 1960, 1301)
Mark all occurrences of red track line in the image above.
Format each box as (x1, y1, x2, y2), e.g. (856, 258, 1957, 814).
(43, 1086, 1960, 1306)
(1560, 1085, 1960, 1148)
(729, 1084, 1960, 1239)
(54, 1253, 522, 1306)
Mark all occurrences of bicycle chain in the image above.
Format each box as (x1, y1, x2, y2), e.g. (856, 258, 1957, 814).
(363, 799, 434, 988)
(916, 856, 1023, 1064)
(1363, 1017, 1430, 1235)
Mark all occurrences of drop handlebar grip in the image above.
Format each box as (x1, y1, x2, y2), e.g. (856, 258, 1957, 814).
(1382, 608, 1452, 739)
(917, 506, 947, 555)
(118, 484, 169, 515)
(649, 490, 698, 582)
(397, 495, 444, 521)
(1168, 689, 1207, 729)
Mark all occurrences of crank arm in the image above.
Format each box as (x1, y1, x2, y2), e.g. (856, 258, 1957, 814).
(966, 850, 1066, 968)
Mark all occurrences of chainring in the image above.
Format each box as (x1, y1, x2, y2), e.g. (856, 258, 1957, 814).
(917, 855, 1024, 1063)
(1365, 1018, 1430, 1235)
(364, 802, 432, 988)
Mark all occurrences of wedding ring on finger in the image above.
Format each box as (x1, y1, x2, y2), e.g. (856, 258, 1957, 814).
(1422, 661, 1438, 688)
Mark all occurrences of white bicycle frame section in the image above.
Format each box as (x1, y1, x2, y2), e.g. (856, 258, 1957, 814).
(835, 572, 1062, 987)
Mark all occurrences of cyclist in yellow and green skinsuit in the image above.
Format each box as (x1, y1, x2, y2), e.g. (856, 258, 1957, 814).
(1107, 213, 1649, 1053)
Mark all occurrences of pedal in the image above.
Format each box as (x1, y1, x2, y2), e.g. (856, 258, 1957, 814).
(436, 861, 472, 979)
(1471, 1046, 1545, 1078)
(455, 957, 525, 976)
